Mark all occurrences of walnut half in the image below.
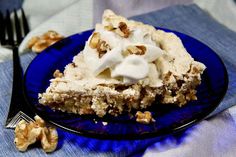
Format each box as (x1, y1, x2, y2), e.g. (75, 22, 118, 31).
(27, 30, 64, 53)
(14, 115, 58, 153)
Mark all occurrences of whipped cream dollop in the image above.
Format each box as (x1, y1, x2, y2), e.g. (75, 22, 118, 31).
(111, 55, 149, 81)
(83, 25, 164, 84)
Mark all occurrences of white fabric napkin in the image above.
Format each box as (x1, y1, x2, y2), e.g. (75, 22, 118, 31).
(19, 0, 93, 53)
(0, 0, 93, 60)
(0, 0, 93, 62)
(0, 47, 12, 62)
(144, 106, 236, 157)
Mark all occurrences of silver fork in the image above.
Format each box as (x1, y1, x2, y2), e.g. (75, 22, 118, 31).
(0, 9, 35, 128)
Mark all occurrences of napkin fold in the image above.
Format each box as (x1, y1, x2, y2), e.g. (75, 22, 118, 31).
(1, 2, 236, 157)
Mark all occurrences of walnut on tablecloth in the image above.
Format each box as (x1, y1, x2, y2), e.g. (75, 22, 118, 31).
(27, 30, 64, 53)
(14, 115, 58, 153)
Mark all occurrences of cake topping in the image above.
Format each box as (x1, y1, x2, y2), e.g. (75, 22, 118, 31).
(89, 43, 163, 83)
(84, 22, 164, 84)
(111, 55, 149, 81)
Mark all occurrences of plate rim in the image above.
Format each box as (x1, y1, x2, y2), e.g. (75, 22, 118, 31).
(23, 28, 229, 139)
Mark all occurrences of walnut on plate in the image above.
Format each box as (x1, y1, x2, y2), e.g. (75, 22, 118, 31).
(53, 69, 63, 78)
(27, 30, 64, 53)
(135, 111, 155, 124)
(14, 115, 58, 153)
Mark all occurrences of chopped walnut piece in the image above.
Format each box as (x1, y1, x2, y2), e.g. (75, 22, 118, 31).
(136, 45, 146, 53)
(190, 66, 200, 74)
(163, 71, 173, 82)
(135, 111, 155, 124)
(53, 69, 63, 78)
(123, 45, 146, 56)
(105, 22, 130, 38)
(186, 89, 197, 101)
(97, 40, 110, 58)
(27, 30, 64, 53)
(117, 22, 130, 38)
(104, 25, 116, 31)
(14, 115, 58, 153)
(89, 32, 101, 49)
(71, 62, 77, 67)
(89, 32, 111, 58)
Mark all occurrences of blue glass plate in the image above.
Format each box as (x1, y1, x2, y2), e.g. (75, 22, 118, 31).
(24, 28, 228, 139)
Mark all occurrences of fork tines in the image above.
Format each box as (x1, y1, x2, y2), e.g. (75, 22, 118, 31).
(21, 8, 29, 37)
(14, 10, 23, 44)
(5, 10, 14, 46)
(0, 9, 29, 46)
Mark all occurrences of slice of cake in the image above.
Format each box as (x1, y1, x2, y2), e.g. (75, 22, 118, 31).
(39, 10, 206, 118)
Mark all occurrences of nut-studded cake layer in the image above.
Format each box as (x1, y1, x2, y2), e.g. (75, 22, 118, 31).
(39, 58, 203, 117)
(39, 82, 160, 117)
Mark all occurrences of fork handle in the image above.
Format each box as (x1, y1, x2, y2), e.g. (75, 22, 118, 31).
(12, 47, 22, 89)
(6, 47, 35, 124)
